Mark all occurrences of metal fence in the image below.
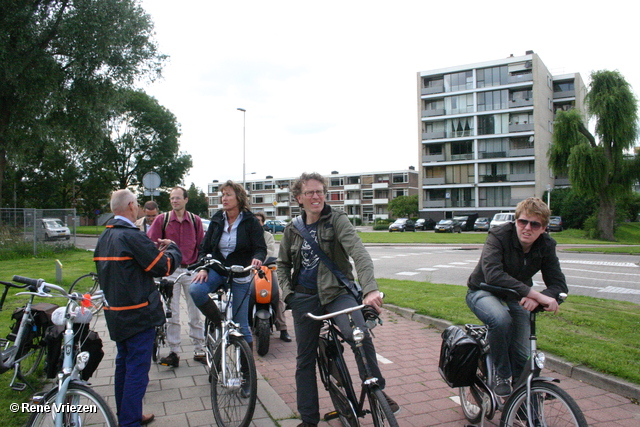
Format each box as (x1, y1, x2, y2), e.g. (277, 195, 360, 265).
(0, 208, 77, 257)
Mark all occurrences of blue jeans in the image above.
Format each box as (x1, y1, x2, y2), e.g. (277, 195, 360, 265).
(114, 327, 155, 427)
(189, 269, 252, 343)
(466, 289, 530, 381)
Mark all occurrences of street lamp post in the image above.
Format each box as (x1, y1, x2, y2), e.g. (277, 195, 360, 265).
(237, 108, 246, 189)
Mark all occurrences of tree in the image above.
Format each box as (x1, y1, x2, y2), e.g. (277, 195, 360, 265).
(549, 70, 639, 241)
(99, 88, 192, 190)
(186, 183, 210, 218)
(0, 0, 166, 207)
(388, 194, 419, 219)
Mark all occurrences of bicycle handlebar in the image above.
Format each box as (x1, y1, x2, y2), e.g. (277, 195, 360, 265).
(12, 276, 103, 304)
(306, 304, 366, 321)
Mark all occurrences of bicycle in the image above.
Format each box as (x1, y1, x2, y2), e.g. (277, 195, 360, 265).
(152, 277, 174, 363)
(457, 283, 586, 427)
(68, 272, 103, 313)
(192, 256, 258, 427)
(307, 301, 399, 427)
(0, 278, 52, 391)
(18, 275, 117, 427)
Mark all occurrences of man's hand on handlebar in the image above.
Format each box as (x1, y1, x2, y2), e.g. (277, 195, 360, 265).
(521, 290, 559, 314)
(251, 258, 263, 269)
(363, 290, 383, 314)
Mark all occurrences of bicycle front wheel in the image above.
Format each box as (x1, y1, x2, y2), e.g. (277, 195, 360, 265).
(501, 382, 587, 427)
(368, 386, 399, 427)
(69, 273, 103, 313)
(326, 351, 359, 427)
(27, 382, 117, 427)
(210, 335, 257, 427)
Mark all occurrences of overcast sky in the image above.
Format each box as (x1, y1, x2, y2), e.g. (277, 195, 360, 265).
(139, 0, 639, 190)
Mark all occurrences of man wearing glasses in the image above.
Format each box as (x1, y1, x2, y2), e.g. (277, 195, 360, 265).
(466, 197, 568, 397)
(277, 172, 399, 427)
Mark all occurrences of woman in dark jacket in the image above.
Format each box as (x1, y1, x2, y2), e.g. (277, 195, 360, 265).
(189, 180, 267, 345)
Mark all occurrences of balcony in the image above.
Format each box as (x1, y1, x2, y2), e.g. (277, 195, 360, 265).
(344, 184, 361, 190)
(345, 199, 361, 205)
(424, 199, 446, 208)
(481, 151, 507, 159)
(554, 89, 575, 99)
(510, 173, 535, 182)
(481, 174, 508, 183)
(421, 84, 445, 95)
(275, 187, 289, 194)
(275, 201, 289, 207)
(372, 182, 388, 189)
(423, 177, 445, 185)
(422, 108, 445, 117)
(509, 98, 533, 108)
(422, 154, 445, 162)
(508, 73, 533, 84)
(508, 122, 534, 133)
(451, 153, 474, 161)
(422, 131, 446, 140)
(372, 198, 388, 204)
(508, 148, 535, 157)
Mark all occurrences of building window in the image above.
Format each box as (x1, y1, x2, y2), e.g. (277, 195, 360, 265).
(252, 182, 264, 191)
(446, 117, 474, 138)
(392, 173, 408, 184)
(423, 143, 443, 156)
(478, 113, 509, 135)
(393, 189, 407, 198)
(553, 81, 574, 93)
(330, 177, 344, 186)
(445, 94, 474, 114)
(327, 191, 343, 201)
(479, 138, 508, 158)
(444, 70, 473, 92)
(451, 140, 473, 159)
(362, 190, 373, 200)
(476, 66, 508, 88)
(478, 90, 509, 111)
(481, 186, 511, 207)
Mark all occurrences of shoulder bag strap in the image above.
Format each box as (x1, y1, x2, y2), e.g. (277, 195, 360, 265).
(293, 216, 361, 301)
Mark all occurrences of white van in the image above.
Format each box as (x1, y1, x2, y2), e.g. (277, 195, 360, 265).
(489, 212, 515, 229)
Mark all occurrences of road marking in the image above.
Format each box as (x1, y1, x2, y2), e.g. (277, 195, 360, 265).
(561, 260, 639, 268)
(561, 267, 640, 278)
(449, 262, 469, 265)
(376, 354, 393, 364)
(599, 286, 640, 295)
(396, 272, 420, 276)
(416, 268, 438, 271)
(433, 265, 456, 268)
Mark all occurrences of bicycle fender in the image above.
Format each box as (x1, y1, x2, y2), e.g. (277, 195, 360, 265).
(255, 309, 271, 321)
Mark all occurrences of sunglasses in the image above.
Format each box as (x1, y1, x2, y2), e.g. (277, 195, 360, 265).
(516, 218, 543, 231)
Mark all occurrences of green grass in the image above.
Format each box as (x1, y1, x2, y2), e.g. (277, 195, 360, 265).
(379, 279, 640, 385)
(76, 225, 106, 235)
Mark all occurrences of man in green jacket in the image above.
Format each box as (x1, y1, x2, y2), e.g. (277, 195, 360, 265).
(277, 172, 399, 427)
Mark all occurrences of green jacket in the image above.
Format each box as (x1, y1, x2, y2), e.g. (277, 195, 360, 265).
(277, 204, 378, 306)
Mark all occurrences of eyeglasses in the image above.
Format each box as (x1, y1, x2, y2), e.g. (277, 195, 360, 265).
(516, 218, 543, 231)
(303, 190, 325, 198)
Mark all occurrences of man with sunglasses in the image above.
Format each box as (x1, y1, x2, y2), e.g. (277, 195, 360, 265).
(466, 197, 568, 397)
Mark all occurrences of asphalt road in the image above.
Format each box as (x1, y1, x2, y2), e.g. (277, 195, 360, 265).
(76, 235, 640, 305)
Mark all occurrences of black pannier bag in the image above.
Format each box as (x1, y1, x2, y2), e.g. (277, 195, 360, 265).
(43, 324, 104, 381)
(8, 302, 59, 341)
(438, 325, 481, 388)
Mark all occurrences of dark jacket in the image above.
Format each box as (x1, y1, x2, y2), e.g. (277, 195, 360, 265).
(199, 210, 267, 276)
(277, 204, 378, 306)
(94, 218, 182, 342)
(467, 222, 567, 299)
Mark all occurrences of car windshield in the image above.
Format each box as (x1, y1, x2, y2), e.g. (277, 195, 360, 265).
(438, 220, 452, 224)
(44, 219, 64, 228)
(476, 218, 488, 222)
(394, 219, 407, 224)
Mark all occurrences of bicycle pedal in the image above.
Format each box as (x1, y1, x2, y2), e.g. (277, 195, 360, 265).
(324, 411, 339, 421)
(12, 382, 27, 391)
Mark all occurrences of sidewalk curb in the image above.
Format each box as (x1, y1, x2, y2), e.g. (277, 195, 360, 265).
(383, 303, 640, 403)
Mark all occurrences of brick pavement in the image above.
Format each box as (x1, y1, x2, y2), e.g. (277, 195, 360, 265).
(81, 301, 640, 426)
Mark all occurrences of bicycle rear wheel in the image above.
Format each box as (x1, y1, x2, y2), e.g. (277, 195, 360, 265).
(17, 326, 45, 376)
(27, 382, 116, 426)
(500, 382, 587, 427)
(325, 351, 359, 427)
(368, 386, 398, 427)
(210, 335, 257, 427)
(69, 273, 103, 313)
(459, 383, 489, 425)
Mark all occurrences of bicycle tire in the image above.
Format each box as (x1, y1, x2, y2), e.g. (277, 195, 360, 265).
(255, 318, 270, 356)
(500, 382, 587, 427)
(326, 351, 359, 427)
(368, 386, 399, 427)
(68, 273, 103, 313)
(459, 381, 491, 424)
(152, 324, 166, 363)
(17, 328, 45, 377)
(210, 335, 257, 427)
(27, 382, 117, 427)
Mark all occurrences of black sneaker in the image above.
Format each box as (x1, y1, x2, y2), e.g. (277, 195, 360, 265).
(280, 330, 292, 342)
(495, 376, 512, 397)
(159, 352, 180, 367)
(382, 391, 400, 414)
(296, 423, 317, 427)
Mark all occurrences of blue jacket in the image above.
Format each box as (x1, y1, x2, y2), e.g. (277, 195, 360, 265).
(94, 218, 182, 342)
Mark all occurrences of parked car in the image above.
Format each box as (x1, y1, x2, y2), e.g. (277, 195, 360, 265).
(490, 212, 515, 229)
(474, 217, 490, 231)
(452, 213, 478, 231)
(41, 218, 71, 240)
(415, 218, 436, 230)
(264, 220, 286, 233)
(434, 219, 462, 233)
(388, 218, 416, 232)
(547, 216, 563, 232)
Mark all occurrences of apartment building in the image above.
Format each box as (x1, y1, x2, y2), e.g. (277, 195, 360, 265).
(207, 169, 419, 222)
(418, 51, 585, 221)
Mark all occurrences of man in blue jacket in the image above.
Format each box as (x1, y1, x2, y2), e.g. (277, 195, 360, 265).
(94, 189, 182, 427)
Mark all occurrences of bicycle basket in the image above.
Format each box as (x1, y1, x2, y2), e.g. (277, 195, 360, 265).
(438, 325, 481, 388)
